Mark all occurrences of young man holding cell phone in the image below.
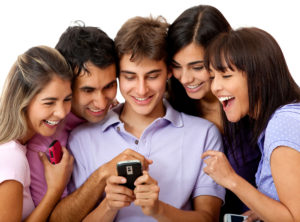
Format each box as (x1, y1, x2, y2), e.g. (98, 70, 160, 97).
(26, 23, 151, 222)
(68, 16, 225, 222)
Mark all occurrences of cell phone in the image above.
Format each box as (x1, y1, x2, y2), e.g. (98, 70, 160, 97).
(224, 214, 247, 222)
(117, 160, 142, 190)
(48, 140, 62, 164)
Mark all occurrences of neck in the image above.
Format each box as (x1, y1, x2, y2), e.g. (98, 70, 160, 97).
(18, 131, 35, 145)
(120, 101, 165, 138)
(198, 92, 223, 133)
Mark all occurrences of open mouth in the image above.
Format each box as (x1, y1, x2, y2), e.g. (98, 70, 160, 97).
(218, 96, 235, 109)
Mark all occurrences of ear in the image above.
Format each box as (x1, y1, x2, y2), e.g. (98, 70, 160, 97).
(167, 70, 172, 80)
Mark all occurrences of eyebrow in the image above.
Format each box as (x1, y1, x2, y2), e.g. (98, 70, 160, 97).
(41, 93, 72, 101)
(104, 79, 117, 87)
(120, 69, 162, 75)
(171, 59, 203, 66)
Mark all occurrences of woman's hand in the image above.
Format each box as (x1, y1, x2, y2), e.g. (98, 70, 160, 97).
(39, 146, 74, 194)
(134, 171, 160, 217)
(202, 150, 238, 189)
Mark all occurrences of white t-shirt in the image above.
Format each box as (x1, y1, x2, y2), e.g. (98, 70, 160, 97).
(0, 140, 35, 220)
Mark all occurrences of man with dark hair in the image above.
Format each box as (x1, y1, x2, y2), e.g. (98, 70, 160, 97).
(68, 16, 225, 222)
(26, 23, 149, 222)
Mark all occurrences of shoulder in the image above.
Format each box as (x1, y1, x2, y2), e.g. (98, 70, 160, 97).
(181, 112, 217, 131)
(0, 141, 28, 185)
(267, 103, 300, 131)
(0, 141, 27, 161)
(264, 103, 300, 156)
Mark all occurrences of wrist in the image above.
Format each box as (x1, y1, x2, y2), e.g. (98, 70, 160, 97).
(93, 165, 109, 184)
(152, 201, 165, 221)
(227, 173, 241, 191)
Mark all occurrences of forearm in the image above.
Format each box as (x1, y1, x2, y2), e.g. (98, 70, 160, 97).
(229, 174, 293, 222)
(153, 201, 216, 222)
(24, 189, 62, 222)
(83, 198, 118, 222)
(49, 168, 107, 222)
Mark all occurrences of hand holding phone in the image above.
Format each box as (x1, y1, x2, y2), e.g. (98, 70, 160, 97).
(48, 140, 62, 164)
(224, 213, 247, 222)
(117, 160, 142, 190)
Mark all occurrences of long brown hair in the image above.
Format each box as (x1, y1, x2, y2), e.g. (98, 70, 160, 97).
(205, 27, 300, 144)
(0, 46, 72, 144)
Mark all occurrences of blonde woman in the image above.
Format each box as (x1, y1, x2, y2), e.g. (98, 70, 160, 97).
(0, 46, 74, 222)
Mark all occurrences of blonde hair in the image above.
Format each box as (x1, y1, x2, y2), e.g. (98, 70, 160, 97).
(0, 46, 72, 144)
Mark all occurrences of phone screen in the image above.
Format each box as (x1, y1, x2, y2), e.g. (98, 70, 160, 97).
(231, 215, 245, 222)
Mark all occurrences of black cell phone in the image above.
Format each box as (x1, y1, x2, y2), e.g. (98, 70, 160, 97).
(117, 160, 142, 190)
(223, 214, 248, 222)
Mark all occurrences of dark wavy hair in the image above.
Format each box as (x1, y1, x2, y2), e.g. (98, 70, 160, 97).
(55, 22, 118, 78)
(166, 5, 231, 116)
(205, 27, 300, 144)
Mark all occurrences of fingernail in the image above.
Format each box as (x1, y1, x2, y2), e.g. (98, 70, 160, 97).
(38, 152, 43, 157)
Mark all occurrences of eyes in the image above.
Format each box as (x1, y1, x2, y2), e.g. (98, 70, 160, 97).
(209, 74, 232, 80)
(171, 63, 204, 72)
(43, 96, 72, 106)
(122, 73, 160, 80)
(81, 81, 117, 93)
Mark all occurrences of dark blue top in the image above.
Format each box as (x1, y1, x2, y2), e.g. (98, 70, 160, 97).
(219, 129, 261, 220)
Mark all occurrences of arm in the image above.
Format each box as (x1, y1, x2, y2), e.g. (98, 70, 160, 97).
(82, 176, 134, 222)
(49, 149, 152, 222)
(24, 147, 73, 222)
(0, 180, 23, 222)
(134, 171, 222, 222)
(202, 148, 300, 222)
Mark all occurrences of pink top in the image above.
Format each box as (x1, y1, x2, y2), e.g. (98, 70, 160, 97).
(0, 140, 35, 220)
(26, 112, 85, 206)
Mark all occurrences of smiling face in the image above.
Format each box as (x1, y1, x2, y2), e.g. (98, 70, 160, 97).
(119, 54, 171, 119)
(71, 62, 117, 123)
(210, 66, 249, 122)
(171, 43, 211, 99)
(26, 75, 72, 137)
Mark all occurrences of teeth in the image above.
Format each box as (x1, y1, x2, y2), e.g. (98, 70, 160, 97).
(88, 108, 102, 113)
(218, 96, 234, 102)
(135, 97, 148, 101)
(186, 84, 201, 89)
(45, 120, 59, 125)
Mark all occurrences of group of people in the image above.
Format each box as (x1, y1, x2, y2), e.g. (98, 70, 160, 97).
(0, 4, 299, 222)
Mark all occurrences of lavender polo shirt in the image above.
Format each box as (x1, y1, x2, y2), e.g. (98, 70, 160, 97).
(68, 101, 225, 222)
(256, 103, 300, 201)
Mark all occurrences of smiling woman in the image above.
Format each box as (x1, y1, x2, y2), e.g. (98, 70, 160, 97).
(0, 46, 74, 222)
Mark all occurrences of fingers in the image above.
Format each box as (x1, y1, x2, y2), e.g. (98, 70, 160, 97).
(38, 151, 50, 166)
(134, 171, 156, 186)
(59, 147, 74, 166)
(122, 149, 153, 170)
(201, 150, 220, 159)
(105, 176, 135, 209)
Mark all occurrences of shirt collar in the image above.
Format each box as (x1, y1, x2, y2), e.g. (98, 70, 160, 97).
(100, 99, 183, 132)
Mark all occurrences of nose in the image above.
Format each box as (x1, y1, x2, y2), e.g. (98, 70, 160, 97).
(210, 75, 222, 95)
(137, 79, 148, 96)
(54, 103, 70, 119)
(93, 91, 107, 109)
(180, 69, 193, 85)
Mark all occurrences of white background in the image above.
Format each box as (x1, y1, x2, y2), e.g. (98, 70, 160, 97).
(1, 0, 299, 102)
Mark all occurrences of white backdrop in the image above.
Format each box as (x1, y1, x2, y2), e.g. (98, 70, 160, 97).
(1, 0, 299, 102)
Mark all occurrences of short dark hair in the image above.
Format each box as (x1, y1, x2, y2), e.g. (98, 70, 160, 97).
(205, 27, 300, 143)
(166, 5, 231, 116)
(55, 23, 118, 77)
(114, 16, 169, 63)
